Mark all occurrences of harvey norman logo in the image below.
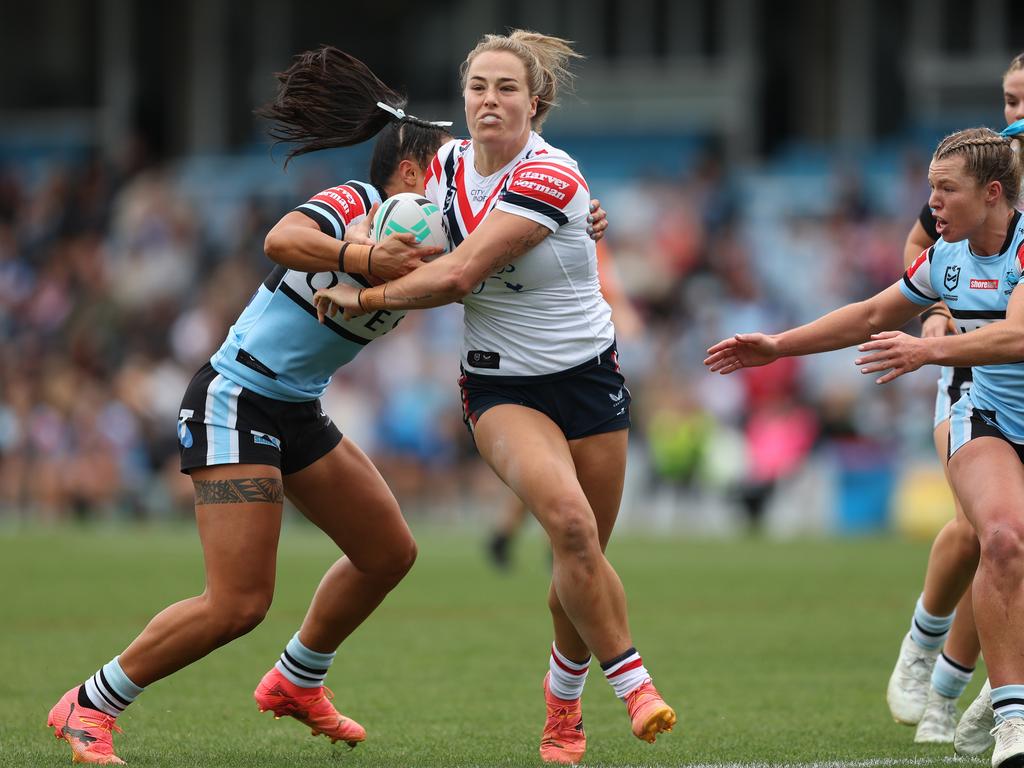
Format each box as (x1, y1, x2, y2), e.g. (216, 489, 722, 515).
(970, 278, 999, 290)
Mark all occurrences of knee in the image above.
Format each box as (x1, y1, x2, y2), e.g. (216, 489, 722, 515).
(544, 499, 599, 557)
(381, 536, 418, 587)
(360, 535, 418, 590)
(949, 518, 981, 560)
(208, 592, 273, 641)
(978, 516, 1024, 572)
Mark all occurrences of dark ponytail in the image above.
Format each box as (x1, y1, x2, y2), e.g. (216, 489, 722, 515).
(256, 46, 406, 166)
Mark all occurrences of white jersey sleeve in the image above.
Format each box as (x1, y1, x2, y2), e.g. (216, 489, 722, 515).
(900, 247, 940, 305)
(495, 157, 590, 233)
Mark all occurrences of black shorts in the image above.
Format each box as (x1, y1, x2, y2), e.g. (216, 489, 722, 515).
(948, 393, 1024, 463)
(458, 342, 630, 441)
(177, 362, 342, 475)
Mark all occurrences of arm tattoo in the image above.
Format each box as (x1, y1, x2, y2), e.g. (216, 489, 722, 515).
(193, 478, 284, 505)
(493, 224, 549, 272)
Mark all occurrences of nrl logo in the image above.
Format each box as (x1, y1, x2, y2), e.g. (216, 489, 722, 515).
(944, 265, 961, 291)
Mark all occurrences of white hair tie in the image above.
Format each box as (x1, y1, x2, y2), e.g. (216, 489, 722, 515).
(376, 101, 453, 127)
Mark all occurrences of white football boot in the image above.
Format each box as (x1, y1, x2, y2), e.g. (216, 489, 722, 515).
(887, 632, 940, 725)
(991, 717, 1024, 768)
(914, 686, 958, 743)
(956, 679, 995, 756)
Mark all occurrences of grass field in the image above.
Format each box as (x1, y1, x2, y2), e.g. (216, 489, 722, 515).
(0, 523, 987, 767)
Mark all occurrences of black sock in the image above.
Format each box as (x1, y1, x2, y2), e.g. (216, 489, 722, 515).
(77, 684, 100, 710)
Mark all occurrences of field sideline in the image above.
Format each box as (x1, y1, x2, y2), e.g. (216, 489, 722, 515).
(0, 524, 987, 767)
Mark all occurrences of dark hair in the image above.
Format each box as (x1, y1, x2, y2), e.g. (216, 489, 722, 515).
(368, 121, 453, 191)
(257, 46, 452, 185)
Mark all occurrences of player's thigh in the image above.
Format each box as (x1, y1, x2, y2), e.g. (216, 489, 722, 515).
(568, 428, 628, 549)
(191, 463, 284, 600)
(934, 419, 971, 528)
(947, 437, 1024, 536)
(473, 404, 591, 531)
(283, 436, 414, 570)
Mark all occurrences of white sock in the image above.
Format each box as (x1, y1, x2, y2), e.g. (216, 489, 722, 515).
(601, 647, 650, 699)
(548, 643, 590, 700)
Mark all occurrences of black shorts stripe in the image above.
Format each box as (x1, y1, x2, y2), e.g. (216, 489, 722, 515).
(950, 366, 973, 389)
(500, 191, 569, 226)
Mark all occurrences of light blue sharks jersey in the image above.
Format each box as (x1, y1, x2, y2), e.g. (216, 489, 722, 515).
(900, 210, 1024, 439)
(210, 181, 408, 402)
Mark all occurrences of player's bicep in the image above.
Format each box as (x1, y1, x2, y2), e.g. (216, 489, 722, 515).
(268, 210, 323, 238)
(870, 282, 930, 329)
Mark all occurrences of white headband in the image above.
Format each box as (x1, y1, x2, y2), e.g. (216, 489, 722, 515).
(376, 101, 453, 127)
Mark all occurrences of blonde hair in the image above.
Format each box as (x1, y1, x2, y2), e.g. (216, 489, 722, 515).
(1005, 52, 1024, 80)
(933, 127, 1023, 205)
(460, 29, 582, 132)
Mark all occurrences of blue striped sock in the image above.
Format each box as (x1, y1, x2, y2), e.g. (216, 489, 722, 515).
(931, 653, 973, 699)
(992, 684, 1024, 724)
(275, 632, 336, 688)
(910, 595, 954, 650)
(82, 656, 145, 718)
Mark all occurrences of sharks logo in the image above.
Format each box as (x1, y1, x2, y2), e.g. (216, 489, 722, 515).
(944, 265, 961, 292)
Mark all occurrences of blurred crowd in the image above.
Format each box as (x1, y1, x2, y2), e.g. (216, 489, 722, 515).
(0, 143, 944, 531)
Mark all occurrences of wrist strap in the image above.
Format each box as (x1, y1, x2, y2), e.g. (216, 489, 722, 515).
(338, 242, 350, 273)
(921, 307, 951, 322)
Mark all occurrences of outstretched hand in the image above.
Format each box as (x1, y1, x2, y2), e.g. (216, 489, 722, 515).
(855, 331, 930, 384)
(704, 333, 781, 374)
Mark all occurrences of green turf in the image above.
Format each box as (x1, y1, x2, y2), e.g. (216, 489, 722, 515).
(0, 523, 986, 766)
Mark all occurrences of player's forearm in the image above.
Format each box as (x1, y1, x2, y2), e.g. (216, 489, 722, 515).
(264, 228, 374, 276)
(358, 255, 467, 310)
(775, 300, 893, 357)
(927, 322, 1024, 365)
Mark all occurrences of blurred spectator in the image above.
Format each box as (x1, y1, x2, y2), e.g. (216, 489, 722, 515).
(0, 140, 939, 529)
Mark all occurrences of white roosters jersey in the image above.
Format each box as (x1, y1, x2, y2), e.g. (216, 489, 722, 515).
(210, 181, 407, 401)
(425, 133, 614, 379)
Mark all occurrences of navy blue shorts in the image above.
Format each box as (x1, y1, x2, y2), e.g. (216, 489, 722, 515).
(458, 343, 631, 441)
(178, 362, 342, 475)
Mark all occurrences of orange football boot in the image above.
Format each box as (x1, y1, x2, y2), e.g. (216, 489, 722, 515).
(539, 672, 586, 764)
(254, 667, 365, 747)
(625, 679, 676, 743)
(47, 686, 125, 765)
